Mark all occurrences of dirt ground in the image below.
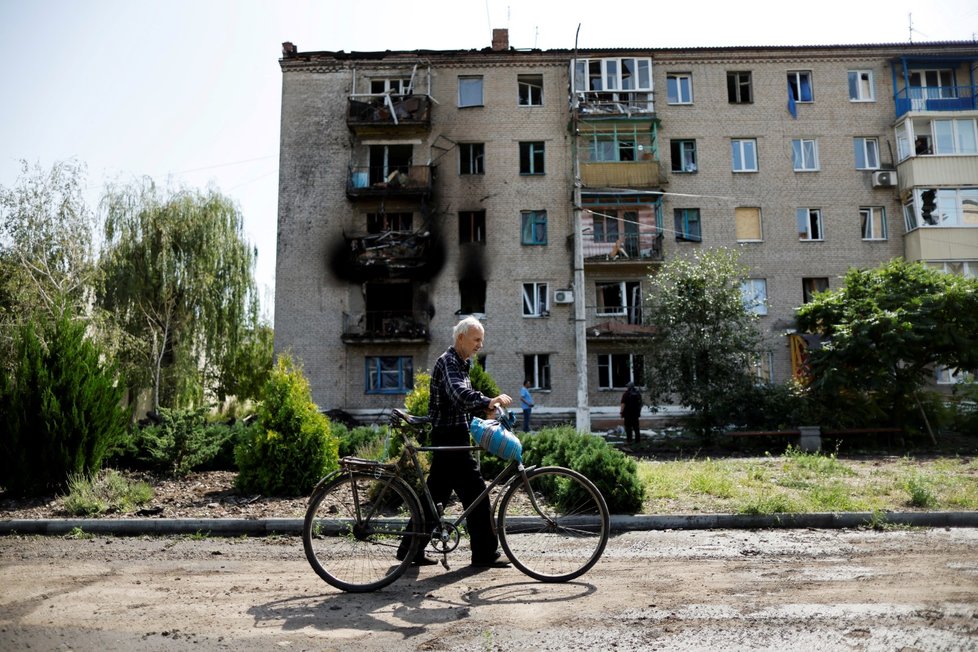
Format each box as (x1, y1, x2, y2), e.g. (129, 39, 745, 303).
(1, 527, 976, 651)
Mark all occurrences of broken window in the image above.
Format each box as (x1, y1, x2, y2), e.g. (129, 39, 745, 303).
(459, 210, 486, 244)
(735, 207, 763, 241)
(368, 144, 412, 185)
(670, 140, 697, 172)
(459, 143, 485, 175)
(741, 279, 768, 315)
(673, 208, 702, 242)
(370, 78, 410, 95)
(787, 71, 814, 102)
(597, 354, 643, 390)
(367, 212, 412, 234)
(802, 277, 829, 303)
(522, 282, 549, 317)
(860, 207, 887, 240)
(524, 354, 551, 390)
(458, 278, 486, 315)
(847, 70, 874, 101)
(519, 141, 545, 175)
(796, 208, 823, 241)
(518, 74, 543, 106)
(727, 71, 753, 104)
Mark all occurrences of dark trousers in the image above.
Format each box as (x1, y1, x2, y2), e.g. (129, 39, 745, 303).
(623, 417, 640, 441)
(403, 425, 498, 561)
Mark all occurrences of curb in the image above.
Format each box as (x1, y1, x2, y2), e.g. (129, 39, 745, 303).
(2, 512, 978, 537)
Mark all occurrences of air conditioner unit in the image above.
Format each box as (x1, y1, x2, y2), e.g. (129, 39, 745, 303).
(553, 290, 574, 304)
(872, 170, 897, 187)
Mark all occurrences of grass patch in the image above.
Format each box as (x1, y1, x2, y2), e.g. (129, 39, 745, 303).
(62, 469, 154, 517)
(637, 448, 977, 515)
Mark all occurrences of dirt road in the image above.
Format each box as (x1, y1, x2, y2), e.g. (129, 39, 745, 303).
(1, 528, 976, 651)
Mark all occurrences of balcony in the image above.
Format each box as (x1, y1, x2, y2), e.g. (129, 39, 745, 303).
(341, 310, 430, 344)
(896, 154, 978, 191)
(584, 305, 655, 341)
(904, 226, 978, 262)
(575, 91, 654, 116)
(347, 165, 432, 200)
(580, 160, 660, 189)
(340, 230, 438, 280)
(347, 94, 432, 135)
(895, 85, 978, 118)
(581, 232, 663, 264)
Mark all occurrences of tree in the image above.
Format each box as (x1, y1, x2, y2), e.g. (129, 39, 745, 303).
(0, 160, 98, 360)
(642, 248, 763, 435)
(98, 179, 260, 410)
(795, 258, 978, 425)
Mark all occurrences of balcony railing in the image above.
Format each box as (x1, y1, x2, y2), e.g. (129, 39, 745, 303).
(342, 310, 430, 342)
(347, 165, 432, 199)
(347, 94, 432, 129)
(895, 85, 978, 117)
(582, 232, 663, 262)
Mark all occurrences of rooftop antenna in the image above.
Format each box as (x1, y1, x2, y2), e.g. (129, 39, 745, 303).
(534, 26, 539, 48)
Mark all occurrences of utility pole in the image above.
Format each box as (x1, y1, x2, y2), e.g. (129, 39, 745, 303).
(572, 24, 590, 433)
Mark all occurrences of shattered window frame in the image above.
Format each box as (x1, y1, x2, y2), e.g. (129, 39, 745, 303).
(459, 210, 487, 244)
(518, 74, 544, 106)
(522, 282, 550, 317)
(727, 71, 753, 104)
(519, 141, 546, 175)
(521, 210, 548, 245)
(459, 143, 485, 175)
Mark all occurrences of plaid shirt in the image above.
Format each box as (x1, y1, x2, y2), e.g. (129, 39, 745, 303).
(428, 346, 491, 432)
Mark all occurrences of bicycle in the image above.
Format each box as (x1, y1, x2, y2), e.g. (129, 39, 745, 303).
(302, 408, 610, 592)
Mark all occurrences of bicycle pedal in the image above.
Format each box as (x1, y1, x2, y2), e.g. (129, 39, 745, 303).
(440, 555, 450, 570)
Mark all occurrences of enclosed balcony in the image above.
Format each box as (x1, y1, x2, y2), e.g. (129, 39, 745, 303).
(577, 121, 661, 189)
(580, 206, 663, 264)
(346, 164, 432, 200)
(347, 93, 432, 135)
(891, 53, 978, 118)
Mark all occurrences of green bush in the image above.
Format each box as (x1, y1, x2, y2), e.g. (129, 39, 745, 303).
(333, 423, 387, 458)
(119, 407, 237, 476)
(0, 312, 128, 496)
(235, 354, 338, 496)
(521, 427, 644, 514)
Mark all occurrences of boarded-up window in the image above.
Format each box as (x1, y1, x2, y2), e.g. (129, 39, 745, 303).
(735, 207, 762, 241)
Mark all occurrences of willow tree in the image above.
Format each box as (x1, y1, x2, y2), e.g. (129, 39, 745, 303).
(98, 180, 259, 411)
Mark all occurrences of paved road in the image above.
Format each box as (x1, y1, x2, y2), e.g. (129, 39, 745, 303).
(1, 528, 976, 651)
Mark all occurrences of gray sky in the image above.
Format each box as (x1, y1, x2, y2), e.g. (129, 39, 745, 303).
(2, 0, 976, 322)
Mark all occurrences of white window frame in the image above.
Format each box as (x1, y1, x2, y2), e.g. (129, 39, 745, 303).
(787, 70, 814, 103)
(854, 137, 880, 170)
(732, 139, 758, 172)
(524, 354, 551, 390)
(792, 138, 820, 171)
(797, 208, 824, 241)
(517, 74, 543, 106)
(597, 353, 644, 390)
(860, 206, 887, 240)
(522, 282, 549, 317)
(933, 119, 978, 155)
(741, 279, 768, 315)
(666, 73, 693, 104)
(848, 70, 875, 102)
(573, 58, 653, 93)
(671, 139, 697, 172)
(458, 76, 484, 107)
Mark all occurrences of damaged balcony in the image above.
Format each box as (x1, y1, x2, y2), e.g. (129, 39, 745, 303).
(339, 229, 440, 280)
(342, 310, 431, 343)
(347, 93, 432, 135)
(585, 305, 654, 342)
(580, 206, 664, 264)
(347, 165, 432, 200)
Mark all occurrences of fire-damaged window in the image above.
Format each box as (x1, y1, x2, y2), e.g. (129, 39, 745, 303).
(367, 212, 412, 233)
(596, 281, 642, 323)
(459, 143, 485, 175)
(459, 210, 486, 244)
(458, 278, 486, 315)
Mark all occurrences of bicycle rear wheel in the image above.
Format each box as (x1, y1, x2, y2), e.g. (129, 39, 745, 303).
(303, 471, 422, 592)
(497, 466, 609, 582)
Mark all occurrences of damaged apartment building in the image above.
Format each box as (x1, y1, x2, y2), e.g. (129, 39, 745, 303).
(274, 32, 978, 429)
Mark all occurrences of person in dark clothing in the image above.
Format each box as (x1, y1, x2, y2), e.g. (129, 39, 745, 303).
(399, 316, 513, 567)
(620, 381, 643, 443)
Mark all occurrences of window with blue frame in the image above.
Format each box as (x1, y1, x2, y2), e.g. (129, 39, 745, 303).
(673, 208, 702, 242)
(521, 210, 548, 245)
(519, 141, 546, 175)
(365, 356, 413, 394)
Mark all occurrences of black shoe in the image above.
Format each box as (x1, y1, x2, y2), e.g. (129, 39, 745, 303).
(471, 551, 510, 568)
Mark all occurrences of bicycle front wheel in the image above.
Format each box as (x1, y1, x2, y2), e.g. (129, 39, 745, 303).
(497, 466, 610, 582)
(303, 471, 422, 592)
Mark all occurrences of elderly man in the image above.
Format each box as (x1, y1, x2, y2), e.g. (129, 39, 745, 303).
(401, 316, 512, 567)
